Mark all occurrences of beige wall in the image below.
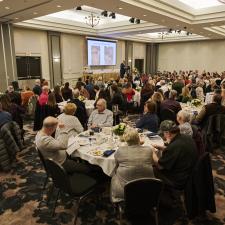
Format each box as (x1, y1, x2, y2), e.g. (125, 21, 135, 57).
(14, 27, 50, 89)
(158, 40, 225, 72)
(133, 42, 146, 73)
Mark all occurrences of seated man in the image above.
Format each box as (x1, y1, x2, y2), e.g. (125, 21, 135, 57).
(193, 93, 225, 128)
(69, 89, 87, 128)
(0, 102, 12, 127)
(152, 120, 197, 189)
(35, 116, 90, 174)
(88, 98, 113, 128)
(160, 90, 182, 114)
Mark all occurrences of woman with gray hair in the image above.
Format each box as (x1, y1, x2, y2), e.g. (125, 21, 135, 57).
(177, 110, 193, 136)
(110, 128, 154, 203)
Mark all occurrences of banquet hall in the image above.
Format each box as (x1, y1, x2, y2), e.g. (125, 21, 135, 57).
(0, 0, 225, 225)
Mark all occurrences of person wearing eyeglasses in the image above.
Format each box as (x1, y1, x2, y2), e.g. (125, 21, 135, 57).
(88, 98, 113, 128)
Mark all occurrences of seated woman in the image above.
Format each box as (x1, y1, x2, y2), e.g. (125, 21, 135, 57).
(177, 110, 193, 136)
(110, 128, 154, 203)
(179, 86, 192, 103)
(151, 92, 164, 118)
(136, 100, 159, 133)
(56, 103, 83, 137)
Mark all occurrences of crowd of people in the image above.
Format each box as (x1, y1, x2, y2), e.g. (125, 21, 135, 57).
(0, 69, 224, 210)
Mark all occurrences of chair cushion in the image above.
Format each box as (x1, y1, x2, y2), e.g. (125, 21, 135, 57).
(69, 172, 96, 196)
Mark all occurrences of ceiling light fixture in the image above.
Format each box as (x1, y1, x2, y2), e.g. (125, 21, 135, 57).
(101, 10, 108, 17)
(85, 13, 100, 28)
(118, 7, 123, 10)
(76, 6, 82, 10)
(135, 18, 140, 24)
(109, 12, 116, 19)
(143, 14, 147, 17)
(33, 12, 38, 15)
(0, 0, 4, 2)
(129, 17, 135, 23)
(5, 6, 10, 9)
(57, 5, 62, 8)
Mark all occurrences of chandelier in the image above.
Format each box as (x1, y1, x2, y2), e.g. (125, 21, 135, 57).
(85, 13, 100, 28)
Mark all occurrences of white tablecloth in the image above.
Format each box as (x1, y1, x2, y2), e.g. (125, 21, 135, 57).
(68, 131, 164, 176)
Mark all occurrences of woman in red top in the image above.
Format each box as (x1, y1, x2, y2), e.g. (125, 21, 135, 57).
(122, 82, 135, 102)
(38, 86, 49, 106)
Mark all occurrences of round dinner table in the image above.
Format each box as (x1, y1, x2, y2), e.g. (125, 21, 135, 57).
(67, 129, 164, 177)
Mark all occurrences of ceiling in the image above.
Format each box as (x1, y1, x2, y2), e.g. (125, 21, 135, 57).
(1, 0, 225, 42)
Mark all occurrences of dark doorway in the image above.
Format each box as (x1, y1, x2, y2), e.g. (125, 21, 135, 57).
(134, 59, 144, 74)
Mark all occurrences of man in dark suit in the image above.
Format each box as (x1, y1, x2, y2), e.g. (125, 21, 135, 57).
(120, 60, 126, 78)
(69, 89, 87, 128)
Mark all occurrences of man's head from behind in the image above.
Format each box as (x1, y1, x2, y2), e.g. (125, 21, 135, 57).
(42, 116, 58, 135)
(96, 98, 106, 113)
(160, 120, 180, 143)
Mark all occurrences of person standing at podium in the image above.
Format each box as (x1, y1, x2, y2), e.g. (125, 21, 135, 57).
(120, 60, 126, 78)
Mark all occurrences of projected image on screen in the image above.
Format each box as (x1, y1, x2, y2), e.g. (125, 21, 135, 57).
(91, 46, 100, 65)
(88, 39, 117, 66)
(104, 46, 114, 65)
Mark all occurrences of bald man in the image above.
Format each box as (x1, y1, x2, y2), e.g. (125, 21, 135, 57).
(88, 98, 113, 128)
(35, 116, 90, 174)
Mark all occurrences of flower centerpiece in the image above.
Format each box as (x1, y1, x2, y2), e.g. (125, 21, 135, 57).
(78, 95, 86, 102)
(113, 123, 126, 136)
(191, 99, 202, 107)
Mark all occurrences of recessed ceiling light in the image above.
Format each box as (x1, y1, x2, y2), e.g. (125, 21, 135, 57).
(0, 0, 4, 2)
(5, 6, 10, 10)
(143, 14, 147, 17)
(33, 12, 38, 15)
(176, 25, 180, 27)
(118, 7, 123, 10)
(57, 5, 61, 8)
(14, 17, 19, 20)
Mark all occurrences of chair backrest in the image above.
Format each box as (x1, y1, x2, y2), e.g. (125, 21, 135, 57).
(160, 108, 176, 122)
(45, 158, 71, 193)
(124, 178, 164, 216)
(184, 152, 216, 218)
(37, 148, 49, 175)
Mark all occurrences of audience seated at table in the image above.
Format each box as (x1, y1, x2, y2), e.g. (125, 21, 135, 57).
(136, 100, 159, 133)
(69, 89, 88, 128)
(152, 120, 197, 189)
(35, 116, 90, 174)
(177, 110, 193, 136)
(6, 85, 22, 106)
(140, 82, 154, 112)
(45, 93, 60, 118)
(110, 84, 126, 112)
(56, 103, 83, 137)
(160, 90, 182, 114)
(53, 85, 64, 103)
(111, 128, 154, 203)
(0, 102, 12, 127)
(179, 86, 192, 103)
(88, 98, 113, 128)
(194, 93, 225, 128)
(151, 91, 164, 118)
(0, 94, 25, 130)
(61, 82, 73, 101)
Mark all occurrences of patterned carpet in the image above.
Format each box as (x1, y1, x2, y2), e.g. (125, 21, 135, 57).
(0, 118, 225, 225)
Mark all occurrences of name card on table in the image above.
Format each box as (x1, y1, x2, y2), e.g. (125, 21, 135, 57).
(66, 136, 80, 155)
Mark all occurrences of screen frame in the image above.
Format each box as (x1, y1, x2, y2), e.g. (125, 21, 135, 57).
(87, 38, 117, 66)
